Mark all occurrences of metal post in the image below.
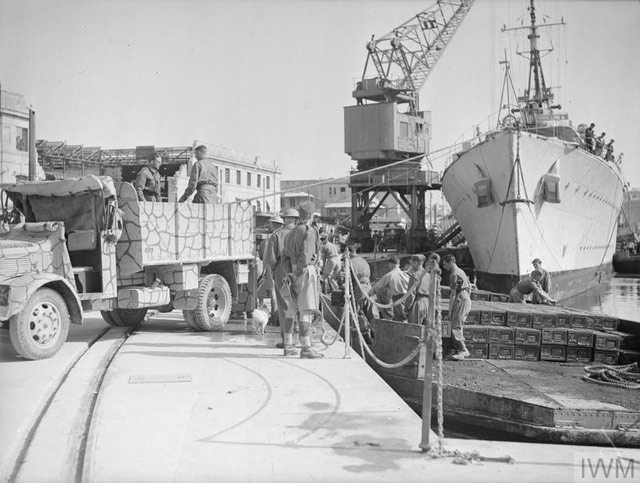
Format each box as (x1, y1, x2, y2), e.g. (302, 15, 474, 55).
(343, 252, 351, 358)
(420, 263, 436, 452)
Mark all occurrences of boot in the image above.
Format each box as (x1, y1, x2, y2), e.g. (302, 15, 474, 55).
(300, 347, 324, 359)
(284, 345, 299, 356)
(451, 338, 470, 361)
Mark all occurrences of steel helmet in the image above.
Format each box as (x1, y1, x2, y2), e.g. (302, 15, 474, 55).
(281, 208, 299, 218)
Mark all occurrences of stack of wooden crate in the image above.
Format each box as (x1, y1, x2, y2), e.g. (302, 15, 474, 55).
(439, 300, 640, 364)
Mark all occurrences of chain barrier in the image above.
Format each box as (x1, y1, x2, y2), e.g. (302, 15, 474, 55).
(433, 275, 445, 452)
(583, 362, 640, 390)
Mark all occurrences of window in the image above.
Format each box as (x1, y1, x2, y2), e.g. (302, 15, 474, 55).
(225, 168, 230, 183)
(290, 198, 296, 208)
(16, 127, 28, 152)
(257, 174, 261, 188)
(340, 187, 346, 193)
(399, 121, 409, 138)
(474, 178, 493, 208)
(236, 170, 241, 185)
(266, 176, 270, 190)
(247, 172, 252, 186)
(2, 126, 11, 149)
(542, 174, 561, 203)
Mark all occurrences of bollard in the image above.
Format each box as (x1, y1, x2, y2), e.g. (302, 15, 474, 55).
(420, 263, 437, 452)
(343, 252, 351, 358)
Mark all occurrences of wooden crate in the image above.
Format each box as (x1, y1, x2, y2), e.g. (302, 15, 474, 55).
(463, 325, 489, 343)
(593, 350, 619, 365)
(489, 343, 515, 360)
(601, 317, 619, 331)
(506, 312, 533, 328)
(441, 319, 452, 338)
(566, 328, 595, 347)
(594, 331, 623, 351)
(489, 327, 515, 344)
(515, 328, 541, 346)
(466, 343, 489, 359)
(541, 328, 568, 345)
(531, 313, 558, 329)
(480, 310, 507, 326)
(466, 309, 482, 324)
(514, 345, 540, 361)
(555, 313, 571, 328)
(566, 347, 593, 363)
(540, 345, 567, 362)
(569, 314, 595, 330)
(471, 291, 492, 301)
(617, 349, 640, 365)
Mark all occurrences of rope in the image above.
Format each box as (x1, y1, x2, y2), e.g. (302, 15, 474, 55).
(582, 363, 640, 390)
(346, 267, 424, 369)
(319, 295, 345, 347)
(433, 275, 445, 452)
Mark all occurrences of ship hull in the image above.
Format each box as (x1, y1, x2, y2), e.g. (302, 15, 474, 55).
(442, 129, 624, 300)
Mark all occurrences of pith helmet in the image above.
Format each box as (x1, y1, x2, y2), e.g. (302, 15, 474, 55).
(281, 208, 299, 217)
(269, 215, 284, 225)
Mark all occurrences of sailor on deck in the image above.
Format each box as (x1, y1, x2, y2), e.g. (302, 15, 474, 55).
(595, 132, 606, 157)
(370, 255, 409, 322)
(585, 123, 595, 153)
(605, 139, 615, 162)
(320, 233, 341, 283)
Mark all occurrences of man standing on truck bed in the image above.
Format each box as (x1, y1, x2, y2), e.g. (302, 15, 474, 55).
(135, 154, 162, 201)
(178, 144, 219, 204)
(282, 201, 323, 359)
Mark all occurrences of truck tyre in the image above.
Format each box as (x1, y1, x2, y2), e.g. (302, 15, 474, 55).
(9, 288, 70, 360)
(112, 308, 148, 328)
(182, 310, 201, 330)
(100, 310, 120, 327)
(191, 274, 232, 331)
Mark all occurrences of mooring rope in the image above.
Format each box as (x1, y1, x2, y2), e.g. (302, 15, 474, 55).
(583, 362, 640, 390)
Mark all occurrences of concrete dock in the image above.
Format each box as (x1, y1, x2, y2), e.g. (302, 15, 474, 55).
(2, 312, 639, 483)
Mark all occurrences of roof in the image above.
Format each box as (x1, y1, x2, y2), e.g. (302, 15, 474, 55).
(325, 201, 351, 209)
(1, 175, 117, 198)
(282, 191, 316, 198)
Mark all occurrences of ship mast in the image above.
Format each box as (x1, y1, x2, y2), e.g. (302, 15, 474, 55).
(502, 0, 565, 126)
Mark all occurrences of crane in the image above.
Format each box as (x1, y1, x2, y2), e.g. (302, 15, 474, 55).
(355, 0, 475, 113)
(344, 0, 475, 252)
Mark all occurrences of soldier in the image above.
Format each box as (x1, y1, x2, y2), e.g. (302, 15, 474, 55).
(509, 270, 556, 305)
(371, 255, 409, 322)
(263, 209, 299, 350)
(134, 154, 162, 202)
(282, 201, 323, 358)
(258, 215, 284, 319)
(442, 254, 472, 360)
(531, 258, 551, 304)
(178, 144, 219, 204)
(405, 254, 429, 325)
(320, 232, 341, 283)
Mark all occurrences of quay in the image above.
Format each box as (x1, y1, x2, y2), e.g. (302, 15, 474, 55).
(3, 311, 639, 482)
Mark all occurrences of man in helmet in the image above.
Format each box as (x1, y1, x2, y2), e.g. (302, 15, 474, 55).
(263, 208, 300, 351)
(281, 201, 323, 358)
(257, 214, 284, 319)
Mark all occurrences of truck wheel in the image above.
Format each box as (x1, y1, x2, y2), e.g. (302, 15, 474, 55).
(182, 310, 201, 330)
(113, 308, 148, 328)
(9, 288, 70, 360)
(100, 310, 120, 327)
(193, 274, 232, 331)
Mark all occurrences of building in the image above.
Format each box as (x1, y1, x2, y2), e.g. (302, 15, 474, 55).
(37, 139, 282, 214)
(0, 90, 41, 184)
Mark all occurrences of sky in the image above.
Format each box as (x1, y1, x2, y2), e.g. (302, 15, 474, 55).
(1, 0, 639, 189)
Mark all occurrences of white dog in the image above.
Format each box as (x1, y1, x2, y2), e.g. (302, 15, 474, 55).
(251, 306, 270, 334)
